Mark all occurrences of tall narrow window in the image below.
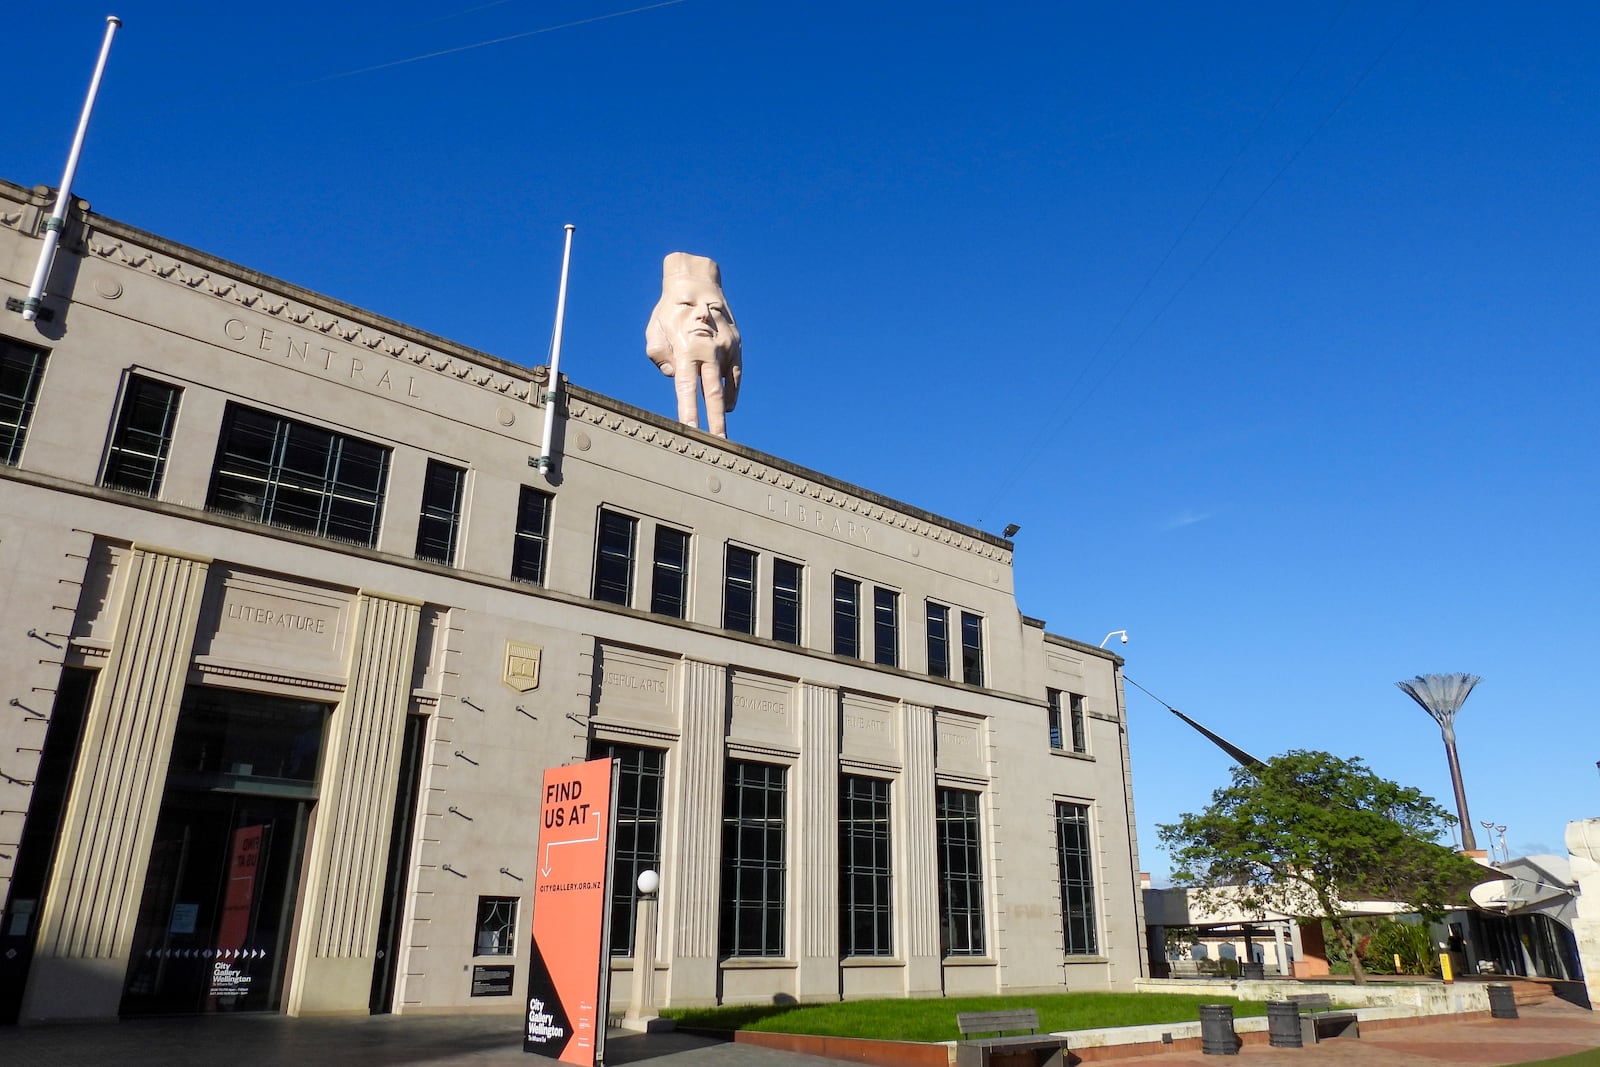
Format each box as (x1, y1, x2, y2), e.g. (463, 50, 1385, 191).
(651, 526, 691, 619)
(511, 486, 553, 585)
(772, 558, 802, 645)
(102, 375, 182, 497)
(936, 787, 985, 956)
(833, 575, 860, 658)
(839, 775, 893, 958)
(724, 545, 756, 634)
(474, 897, 518, 956)
(720, 760, 787, 957)
(1047, 690, 1065, 750)
(415, 460, 466, 564)
(207, 403, 390, 546)
(926, 602, 950, 679)
(593, 509, 637, 606)
(873, 587, 900, 667)
(590, 742, 665, 957)
(1069, 693, 1088, 754)
(960, 611, 985, 687)
(1056, 802, 1098, 955)
(0, 338, 46, 466)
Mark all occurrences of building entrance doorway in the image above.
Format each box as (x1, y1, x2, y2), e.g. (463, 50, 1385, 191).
(121, 687, 327, 1016)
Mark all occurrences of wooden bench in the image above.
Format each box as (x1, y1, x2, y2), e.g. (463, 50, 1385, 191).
(1288, 993, 1360, 1044)
(955, 1009, 1069, 1067)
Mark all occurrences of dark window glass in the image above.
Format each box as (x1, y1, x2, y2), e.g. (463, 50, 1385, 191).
(651, 526, 691, 618)
(103, 376, 182, 496)
(1056, 802, 1098, 955)
(589, 742, 665, 956)
(164, 687, 328, 794)
(593, 509, 637, 606)
(0, 338, 48, 466)
(474, 896, 517, 956)
(1047, 690, 1064, 750)
(206, 404, 390, 546)
(719, 760, 786, 957)
(960, 611, 984, 687)
(936, 787, 985, 957)
(772, 559, 802, 645)
(839, 775, 893, 957)
(832, 576, 860, 658)
(724, 545, 756, 634)
(0, 668, 94, 965)
(926, 603, 950, 679)
(873, 588, 899, 667)
(1069, 693, 1088, 754)
(511, 487, 553, 585)
(415, 460, 466, 565)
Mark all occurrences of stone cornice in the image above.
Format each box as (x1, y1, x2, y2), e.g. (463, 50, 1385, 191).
(84, 230, 538, 403)
(564, 392, 1013, 565)
(191, 656, 348, 694)
(2, 179, 538, 403)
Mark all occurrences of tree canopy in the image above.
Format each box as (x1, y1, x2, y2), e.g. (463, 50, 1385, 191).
(1156, 749, 1488, 983)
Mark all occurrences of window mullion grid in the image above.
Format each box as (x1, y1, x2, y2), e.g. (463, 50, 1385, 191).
(936, 788, 985, 957)
(316, 434, 342, 537)
(1056, 802, 1098, 955)
(722, 761, 786, 958)
(259, 418, 291, 527)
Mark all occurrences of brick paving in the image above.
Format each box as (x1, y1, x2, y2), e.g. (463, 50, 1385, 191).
(1098, 1000, 1600, 1066)
(0, 999, 1594, 1066)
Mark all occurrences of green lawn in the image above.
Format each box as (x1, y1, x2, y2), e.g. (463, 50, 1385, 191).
(1510, 1052, 1600, 1067)
(663, 992, 1267, 1043)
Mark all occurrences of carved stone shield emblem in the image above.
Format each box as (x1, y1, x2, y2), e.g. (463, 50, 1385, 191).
(503, 641, 541, 692)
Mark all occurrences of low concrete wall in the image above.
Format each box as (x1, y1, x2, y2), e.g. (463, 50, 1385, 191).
(1133, 977, 1492, 1016)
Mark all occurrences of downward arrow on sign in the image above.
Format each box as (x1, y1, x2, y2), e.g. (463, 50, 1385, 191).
(540, 806, 605, 877)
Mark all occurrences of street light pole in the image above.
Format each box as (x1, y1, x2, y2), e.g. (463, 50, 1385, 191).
(621, 869, 671, 1032)
(1397, 673, 1482, 852)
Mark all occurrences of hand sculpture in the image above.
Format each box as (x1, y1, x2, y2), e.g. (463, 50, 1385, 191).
(645, 252, 741, 438)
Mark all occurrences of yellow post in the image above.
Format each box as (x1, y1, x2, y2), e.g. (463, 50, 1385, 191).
(1441, 952, 1454, 983)
(1394, 953, 1404, 974)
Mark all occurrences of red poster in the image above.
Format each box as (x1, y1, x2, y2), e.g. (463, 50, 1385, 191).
(210, 823, 263, 1002)
(524, 757, 616, 1063)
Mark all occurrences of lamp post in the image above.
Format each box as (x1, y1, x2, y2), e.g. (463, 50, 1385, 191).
(621, 869, 672, 1032)
(1397, 673, 1481, 852)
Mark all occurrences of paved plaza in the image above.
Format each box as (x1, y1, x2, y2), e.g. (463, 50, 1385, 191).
(0, 999, 1596, 1066)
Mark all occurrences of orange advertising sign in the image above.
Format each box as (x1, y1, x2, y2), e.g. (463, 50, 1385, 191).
(524, 757, 616, 1063)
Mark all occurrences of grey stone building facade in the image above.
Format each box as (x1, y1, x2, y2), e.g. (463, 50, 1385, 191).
(0, 178, 1144, 1023)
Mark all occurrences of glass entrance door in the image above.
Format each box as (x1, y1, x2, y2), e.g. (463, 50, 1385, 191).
(122, 793, 307, 1014)
(121, 687, 327, 1016)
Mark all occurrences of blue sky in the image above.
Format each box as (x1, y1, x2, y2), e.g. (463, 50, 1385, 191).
(8, 2, 1596, 876)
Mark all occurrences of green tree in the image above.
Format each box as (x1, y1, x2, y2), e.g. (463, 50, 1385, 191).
(1156, 750, 1485, 984)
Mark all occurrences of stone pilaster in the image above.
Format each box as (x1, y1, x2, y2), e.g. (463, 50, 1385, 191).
(287, 592, 420, 1015)
(662, 658, 725, 1006)
(1110, 669, 1147, 983)
(899, 702, 942, 996)
(1565, 819, 1600, 1011)
(794, 683, 839, 1001)
(23, 546, 210, 1021)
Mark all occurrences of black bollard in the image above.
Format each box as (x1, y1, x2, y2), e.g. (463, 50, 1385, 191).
(1267, 1000, 1303, 1048)
(1200, 1004, 1238, 1055)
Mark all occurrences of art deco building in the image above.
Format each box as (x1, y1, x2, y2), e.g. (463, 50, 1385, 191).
(0, 177, 1144, 1023)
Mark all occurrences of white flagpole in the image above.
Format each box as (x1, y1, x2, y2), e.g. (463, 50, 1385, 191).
(20, 15, 122, 322)
(537, 224, 576, 475)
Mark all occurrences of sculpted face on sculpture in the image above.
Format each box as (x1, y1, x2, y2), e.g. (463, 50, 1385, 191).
(646, 252, 741, 438)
